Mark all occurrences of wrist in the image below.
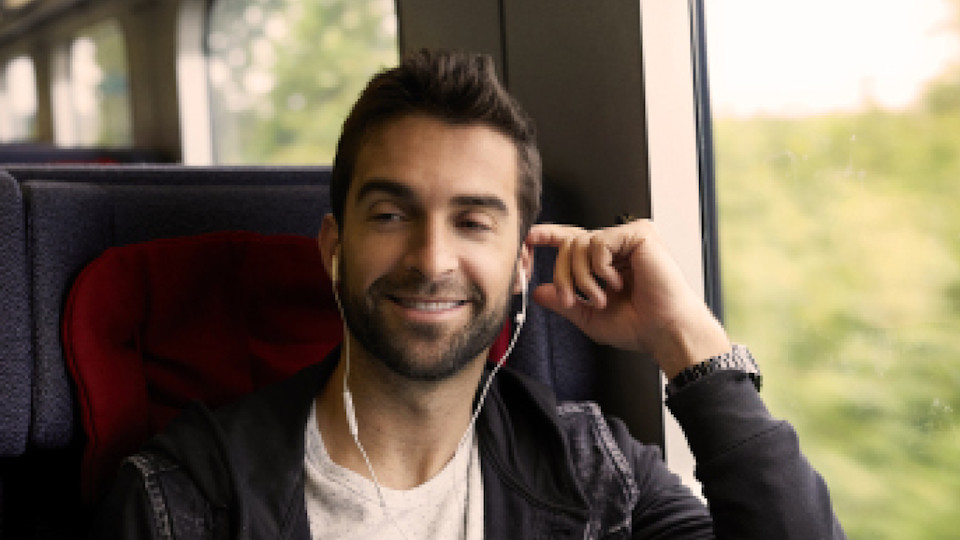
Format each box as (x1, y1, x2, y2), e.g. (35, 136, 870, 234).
(652, 312, 731, 379)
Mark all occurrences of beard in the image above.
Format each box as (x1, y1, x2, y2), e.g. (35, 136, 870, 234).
(337, 263, 512, 382)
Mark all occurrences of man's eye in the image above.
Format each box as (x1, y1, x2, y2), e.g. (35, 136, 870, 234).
(458, 216, 494, 233)
(371, 212, 405, 223)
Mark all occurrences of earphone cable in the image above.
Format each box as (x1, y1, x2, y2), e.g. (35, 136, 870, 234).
(333, 262, 528, 539)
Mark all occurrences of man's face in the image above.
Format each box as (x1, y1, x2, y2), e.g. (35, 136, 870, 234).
(332, 114, 525, 381)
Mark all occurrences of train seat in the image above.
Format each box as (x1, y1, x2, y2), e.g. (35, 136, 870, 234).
(0, 172, 31, 537)
(1, 165, 594, 538)
(62, 231, 344, 503)
(0, 172, 32, 458)
(1, 175, 333, 537)
(3, 164, 331, 186)
(7, 165, 594, 454)
(20, 178, 331, 451)
(0, 166, 329, 459)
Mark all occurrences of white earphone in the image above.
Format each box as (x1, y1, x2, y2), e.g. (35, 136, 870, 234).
(330, 252, 361, 439)
(515, 267, 528, 326)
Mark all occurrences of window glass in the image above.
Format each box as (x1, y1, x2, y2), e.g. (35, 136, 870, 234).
(3, 0, 37, 8)
(0, 55, 38, 141)
(706, 1, 960, 538)
(206, 0, 398, 164)
(66, 19, 133, 146)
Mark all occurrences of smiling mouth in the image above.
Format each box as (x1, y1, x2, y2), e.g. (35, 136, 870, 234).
(388, 296, 467, 312)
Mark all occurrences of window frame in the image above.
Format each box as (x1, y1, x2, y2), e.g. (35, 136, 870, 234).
(638, 0, 719, 494)
(176, 0, 214, 164)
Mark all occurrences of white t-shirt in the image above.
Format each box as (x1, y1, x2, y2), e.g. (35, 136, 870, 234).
(303, 403, 484, 540)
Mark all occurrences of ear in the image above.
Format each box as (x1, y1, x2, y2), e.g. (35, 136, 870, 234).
(512, 241, 534, 295)
(318, 214, 341, 282)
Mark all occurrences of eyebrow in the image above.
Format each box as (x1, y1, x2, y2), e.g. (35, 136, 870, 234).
(451, 195, 509, 214)
(355, 179, 415, 202)
(355, 179, 509, 214)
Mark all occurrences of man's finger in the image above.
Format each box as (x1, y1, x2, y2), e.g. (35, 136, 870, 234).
(525, 223, 584, 248)
(570, 235, 607, 308)
(589, 235, 623, 291)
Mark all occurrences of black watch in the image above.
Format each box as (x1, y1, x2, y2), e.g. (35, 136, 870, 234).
(665, 344, 762, 397)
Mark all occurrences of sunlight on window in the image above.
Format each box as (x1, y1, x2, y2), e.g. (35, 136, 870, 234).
(0, 55, 38, 141)
(3, 0, 36, 8)
(706, 1, 960, 538)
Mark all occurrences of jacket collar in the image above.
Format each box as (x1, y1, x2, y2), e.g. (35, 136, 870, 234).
(478, 366, 593, 538)
(219, 351, 340, 539)
(149, 349, 338, 540)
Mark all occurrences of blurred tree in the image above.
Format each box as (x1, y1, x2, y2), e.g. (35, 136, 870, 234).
(713, 12, 960, 537)
(91, 20, 133, 146)
(207, 0, 397, 164)
(715, 106, 960, 538)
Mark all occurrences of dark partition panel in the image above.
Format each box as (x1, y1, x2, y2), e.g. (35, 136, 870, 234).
(396, 0, 664, 448)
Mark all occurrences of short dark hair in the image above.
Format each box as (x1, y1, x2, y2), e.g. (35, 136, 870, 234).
(330, 49, 542, 238)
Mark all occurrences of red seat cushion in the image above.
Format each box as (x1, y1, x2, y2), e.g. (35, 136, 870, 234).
(63, 231, 511, 504)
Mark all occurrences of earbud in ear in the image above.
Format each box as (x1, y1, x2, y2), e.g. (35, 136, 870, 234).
(515, 268, 528, 325)
(330, 252, 339, 284)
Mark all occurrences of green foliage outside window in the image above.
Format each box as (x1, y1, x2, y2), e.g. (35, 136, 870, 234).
(207, 0, 397, 164)
(72, 19, 132, 146)
(715, 66, 960, 540)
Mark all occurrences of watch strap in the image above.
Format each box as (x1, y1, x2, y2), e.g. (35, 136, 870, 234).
(665, 344, 762, 397)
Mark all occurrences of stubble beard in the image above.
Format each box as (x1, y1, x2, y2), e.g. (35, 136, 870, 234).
(338, 267, 512, 382)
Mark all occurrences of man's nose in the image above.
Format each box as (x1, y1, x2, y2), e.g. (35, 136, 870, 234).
(403, 220, 458, 279)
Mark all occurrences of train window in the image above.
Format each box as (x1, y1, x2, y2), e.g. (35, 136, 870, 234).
(705, 0, 960, 537)
(54, 18, 133, 147)
(206, 0, 398, 164)
(3, 0, 36, 8)
(0, 55, 37, 141)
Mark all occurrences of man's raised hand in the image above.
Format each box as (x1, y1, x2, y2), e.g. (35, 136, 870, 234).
(525, 220, 731, 378)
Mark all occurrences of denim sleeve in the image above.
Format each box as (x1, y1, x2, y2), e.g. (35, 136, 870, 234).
(603, 416, 716, 539)
(666, 370, 847, 539)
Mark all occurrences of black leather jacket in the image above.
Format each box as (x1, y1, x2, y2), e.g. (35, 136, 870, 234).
(92, 349, 845, 539)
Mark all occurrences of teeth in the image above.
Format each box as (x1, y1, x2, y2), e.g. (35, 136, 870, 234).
(401, 299, 463, 311)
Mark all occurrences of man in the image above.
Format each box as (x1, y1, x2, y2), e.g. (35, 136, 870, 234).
(95, 50, 845, 539)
